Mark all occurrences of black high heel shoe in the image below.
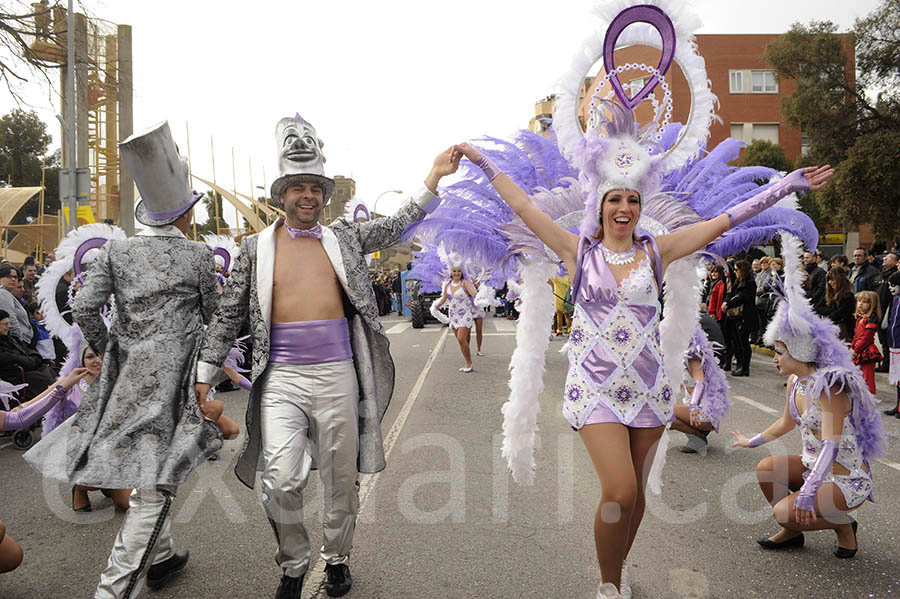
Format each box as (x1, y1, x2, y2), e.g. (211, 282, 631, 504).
(72, 486, 91, 513)
(834, 519, 858, 559)
(757, 532, 804, 549)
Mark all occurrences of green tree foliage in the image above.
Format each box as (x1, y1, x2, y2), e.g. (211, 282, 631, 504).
(0, 108, 59, 227)
(195, 190, 230, 238)
(765, 1, 900, 241)
(737, 139, 794, 172)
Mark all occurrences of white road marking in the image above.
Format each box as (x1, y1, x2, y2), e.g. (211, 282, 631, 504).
(386, 322, 411, 335)
(0, 441, 12, 450)
(876, 459, 900, 472)
(493, 319, 516, 332)
(304, 327, 451, 598)
(731, 394, 779, 415)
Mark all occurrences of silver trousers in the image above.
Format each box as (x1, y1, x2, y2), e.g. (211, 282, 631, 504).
(95, 488, 177, 599)
(260, 360, 360, 578)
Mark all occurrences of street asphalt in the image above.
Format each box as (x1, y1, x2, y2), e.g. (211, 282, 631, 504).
(1, 313, 899, 598)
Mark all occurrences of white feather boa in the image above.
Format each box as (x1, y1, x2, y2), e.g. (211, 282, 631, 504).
(501, 259, 558, 485)
(648, 254, 704, 495)
(430, 301, 450, 325)
(474, 284, 500, 309)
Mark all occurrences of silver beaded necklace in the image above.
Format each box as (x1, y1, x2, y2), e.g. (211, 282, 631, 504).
(601, 243, 637, 265)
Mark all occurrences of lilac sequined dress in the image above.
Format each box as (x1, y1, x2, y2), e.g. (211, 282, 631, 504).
(445, 283, 476, 330)
(563, 239, 673, 429)
(789, 377, 873, 509)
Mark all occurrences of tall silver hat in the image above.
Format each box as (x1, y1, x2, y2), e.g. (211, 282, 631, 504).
(270, 113, 334, 204)
(120, 121, 201, 226)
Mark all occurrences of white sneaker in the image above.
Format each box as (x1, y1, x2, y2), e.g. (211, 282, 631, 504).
(596, 582, 622, 599)
(620, 565, 632, 599)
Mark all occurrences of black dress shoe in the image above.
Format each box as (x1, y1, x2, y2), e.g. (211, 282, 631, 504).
(731, 368, 747, 377)
(324, 563, 352, 597)
(147, 549, 189, 589)
(834, 519, 859, 559)
(757, 532, 804, 549)
(275, 573, 303, 599)
(884, 406, 899, 416)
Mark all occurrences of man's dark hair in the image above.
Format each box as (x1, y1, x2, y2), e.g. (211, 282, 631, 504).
(0, 264, 16, 279)
(832, 255, 848, 266)
(26, 301, 39, 315)
(23, 256, 35, 267)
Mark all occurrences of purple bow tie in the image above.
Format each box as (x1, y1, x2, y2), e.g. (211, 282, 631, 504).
(285, 223, 323, 240)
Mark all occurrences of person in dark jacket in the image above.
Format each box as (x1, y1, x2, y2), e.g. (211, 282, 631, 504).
(815, 266, 856, 343)
(803, 251, 826, 307)
(873, 252, 898, 371)
(0, 309, 55, 399)
(721, 260, 758, 376)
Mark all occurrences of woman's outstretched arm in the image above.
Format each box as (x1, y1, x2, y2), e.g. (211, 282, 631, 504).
(657, 166, 834, 269)
(732, 375, 798, 447)
(454, 143, 578, 268)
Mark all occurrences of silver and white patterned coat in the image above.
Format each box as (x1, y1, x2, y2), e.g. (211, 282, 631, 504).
(47, 232, 223, 489)
(198, 188, 437, 488)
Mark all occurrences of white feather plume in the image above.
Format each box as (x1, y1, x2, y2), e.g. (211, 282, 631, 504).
(474, 284, 500, 309)
(648, 254, 704, 495)
(35, 224, 125, 341)
(430, 301, 450, 325)
(202, 234, 240, 269)
(501, 259, 558, 486)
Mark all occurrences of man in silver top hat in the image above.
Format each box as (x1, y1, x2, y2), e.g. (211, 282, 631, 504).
(195, 114, 460, 598)
(26, 121, 223, 598)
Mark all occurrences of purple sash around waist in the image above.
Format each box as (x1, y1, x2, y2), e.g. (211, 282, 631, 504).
(269, 318, 353, 365)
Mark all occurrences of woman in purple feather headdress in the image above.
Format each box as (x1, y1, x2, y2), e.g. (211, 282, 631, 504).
(732, 233, 886, 559)
(454, 131, 832, 594)
(433, 260, 479, 373)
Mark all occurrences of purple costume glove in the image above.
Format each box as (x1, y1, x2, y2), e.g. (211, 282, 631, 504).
(725, 168, 810, 228)
(475, 156, 503, 182)
(748, 434, 766, 448)
(1, 385, 66, 431)
(238, 375, 252, 391)
(794, 439, 839, 512)
(689, 380, 706, 411)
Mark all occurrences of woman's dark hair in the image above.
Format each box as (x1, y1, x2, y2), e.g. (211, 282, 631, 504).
(712, 265, 726, 283)
(826, 266, 853, 306)
(26, 302, 39, 316)
(0, 309, 8, 320)
(734, 260, 753, 285)
(889, 270, 900, 288)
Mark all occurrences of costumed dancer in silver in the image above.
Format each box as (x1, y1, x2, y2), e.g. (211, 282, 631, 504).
(194, 113, 459, 598)
(733, 233, 886, 558)
(25, 122, 223, 598)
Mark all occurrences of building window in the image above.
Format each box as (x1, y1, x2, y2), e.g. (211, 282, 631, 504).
(628, 76, 653, 97)
(751, 70, 778, 93)
(730, 122, 780, 144)
(729, 70, 743, 93)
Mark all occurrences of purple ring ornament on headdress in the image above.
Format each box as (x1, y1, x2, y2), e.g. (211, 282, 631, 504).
(602, 5, 676, 112)
(353, 204, 371, 222)
(212, 247, 232, 275)
(73, 237, 110, 280)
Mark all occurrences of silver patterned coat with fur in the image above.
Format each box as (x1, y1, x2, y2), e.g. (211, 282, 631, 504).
(198, 188, 437, 488)
(25, 232, 224, 490)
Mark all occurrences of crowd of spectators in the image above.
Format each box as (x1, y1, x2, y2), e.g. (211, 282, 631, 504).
(701, 244, 900, 380)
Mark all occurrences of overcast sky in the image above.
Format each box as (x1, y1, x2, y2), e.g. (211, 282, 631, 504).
(1, 0, 881, 227)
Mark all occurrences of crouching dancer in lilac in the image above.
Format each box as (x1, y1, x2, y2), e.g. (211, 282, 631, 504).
(733, 233, 886, 558)
(194, 113, 460, 599)
(24, 122, 223, 598)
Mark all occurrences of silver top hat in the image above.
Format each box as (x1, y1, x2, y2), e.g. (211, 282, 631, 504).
(270, 114, 334, 204)
(120, 121, 201, 226)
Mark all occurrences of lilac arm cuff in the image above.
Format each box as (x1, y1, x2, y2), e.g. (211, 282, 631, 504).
(475, 156, 503, 182)
(689, 380, 705, 411)
(1, 385, 66, 431)
(748, 434, 766, 448)
(795, 439, 838, 512)
(724, 168, 810, 228)
(238, 376, 252, 391)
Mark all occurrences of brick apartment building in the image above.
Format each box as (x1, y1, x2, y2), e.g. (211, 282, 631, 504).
(529, 33, 868, 252)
